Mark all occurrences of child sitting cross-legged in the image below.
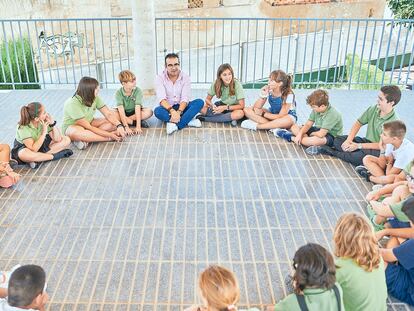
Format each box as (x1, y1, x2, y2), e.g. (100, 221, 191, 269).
(0, 265, 48, 311)
(185, 265, 259, 311)
(334, 213, 387, 311)
(266, 243, 345, 311)
(355, 120, 414, 183)
(275, 89, 343, 156)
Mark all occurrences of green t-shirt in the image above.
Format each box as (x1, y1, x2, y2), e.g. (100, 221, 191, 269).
(404, 162, 413, 175)
(274, 283, 344, 311)
(308, 105, 343, 137)
(208, 79, 245, 106)
(357, 105, 398, 143)
(16, 122, 52, 144)
(390, 195, 413, 222)
(115, 87, 143, 113)
(335, 257, 387, 311)
(62, 95, 106, 134)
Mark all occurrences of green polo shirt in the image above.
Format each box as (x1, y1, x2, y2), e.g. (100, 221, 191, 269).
(336, 257, 387, 311)
(16, 123, 52, 144)
(115, 87, 143, 114)
(208, 79, 245, 106)
(308, 105, 343, 137)
(274, 283, 344, 311)
(390, 195, 413, 222)
(62, 95, 106, 134)
(357, 105, 398, 143)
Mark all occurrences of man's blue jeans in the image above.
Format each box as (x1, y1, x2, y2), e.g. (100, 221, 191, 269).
(154, 99, 204, 129)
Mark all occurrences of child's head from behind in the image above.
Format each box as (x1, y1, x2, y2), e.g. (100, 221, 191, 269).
(8, 265, 47, 310)
(381, 120, 406, 145)
(76, 76, 100, 107)
(292, 243, 336, 294)
(268, 70, 292, 98)
(18, 102, 46, 126)
(402, 195, 414, 225)
(334, 212, 380, 272)
(119, 70, 137, 88)
(306, 89, 329, 113)
(198, 265, 239, 311)
(215, 64, 235, 98)
(377, 85, 401, 109)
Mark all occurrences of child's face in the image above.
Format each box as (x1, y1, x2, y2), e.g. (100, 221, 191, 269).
(310, 104, 327, 113)
(36, 107, 47, 122)
(123, 78, 136, 90)
(220, 69, 233, 85)
(377, 91, 393, 111)
(94, 86, 100, 97)
(268, 78, 282, 90)
(380, 129, 393, 144)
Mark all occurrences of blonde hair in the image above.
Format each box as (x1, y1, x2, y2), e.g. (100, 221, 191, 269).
(118, 70, 136, 84)
(199, 265, 240, 311)
(269, 69, 293, 102)
(334, 213, 381, 272)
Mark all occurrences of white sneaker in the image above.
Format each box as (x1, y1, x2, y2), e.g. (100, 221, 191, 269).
(372, 184, 384, 191)
(166, 122, 178, 135)
(269, 128, 281, 136)
(241, 120, 257, 131)
(187, 118, 202, 128)
(73, 141, 88, 150)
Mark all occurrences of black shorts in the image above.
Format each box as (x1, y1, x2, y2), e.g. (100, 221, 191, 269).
(306, 126, 335, 147)
(11, 134, 52, 164)
(123, 106, 143, 117)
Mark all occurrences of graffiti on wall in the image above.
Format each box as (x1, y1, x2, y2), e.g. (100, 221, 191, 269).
(39, 31, 84, 56)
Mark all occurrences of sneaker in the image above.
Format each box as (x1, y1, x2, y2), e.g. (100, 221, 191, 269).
(29, 162, 41, 169)
(269, 128, 281, 136)
(187, 118, 202, 128)
(8, 159, 18, 169)
(196, 115, 205, 121)
(166, 122, 178, 135)
(355, 165, 371, 182)
(241, 120, 257, 131)
(372, 184, 384, 191)
(231, 120, 238, 127)
(73, 141, 88, 150)
(140, 120, 150, 128)
(305, 146, 323, 155)
(275, 129, 292, 142)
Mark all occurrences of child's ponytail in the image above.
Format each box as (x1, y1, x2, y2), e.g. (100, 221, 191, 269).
(18, 102, 42, 126)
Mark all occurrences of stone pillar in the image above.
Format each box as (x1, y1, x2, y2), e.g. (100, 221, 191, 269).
(131, 0, 156, 94)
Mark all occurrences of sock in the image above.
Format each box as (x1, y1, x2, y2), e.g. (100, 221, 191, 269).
(52, 149, 74, 161)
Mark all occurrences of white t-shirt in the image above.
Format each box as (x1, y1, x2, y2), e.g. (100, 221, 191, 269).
(0, 299, 36, 311)
(385, 139, 414, 169)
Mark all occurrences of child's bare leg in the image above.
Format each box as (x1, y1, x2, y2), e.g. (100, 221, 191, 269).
(243, 107, 269, 124)
(392, 184, 412, 202)
(47, 136, 71, 154)
(256, 115, 295, 130)
(363, 155, 386, 175)
(91, 118, 116, 131)
(66, 125, 110, 143)
(17, 148, 53, 163)
(141, 108, 153, 120)
(300, 136, 328, 147)
(370, 174, 397, 185)
(231, 109, 244, 120)
(0, 144, 10, 162)
(289, 124, 301, 136)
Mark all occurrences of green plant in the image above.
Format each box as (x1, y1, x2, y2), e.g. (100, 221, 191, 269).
(345, 54, 385, 90)
(0, 37, 40, 89)
(387, 0, 414, 27)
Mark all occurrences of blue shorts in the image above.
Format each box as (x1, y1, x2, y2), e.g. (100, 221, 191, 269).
(306, 126, 335, 147)
(288, 110, 297, 122)
(389, 218, 411, 229)
(386, 263, 414, 305)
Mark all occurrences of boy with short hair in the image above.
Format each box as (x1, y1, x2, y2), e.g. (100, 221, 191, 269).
(275, 89, 343, 155)
(114, 70, 153, 135)
(0, 265, 48, 311)
(357, 120, 414, 183)
(319, 85, 401, 166)
(380, 196, 414, 306)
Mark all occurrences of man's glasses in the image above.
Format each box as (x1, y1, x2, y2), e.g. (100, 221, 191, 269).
(167, 63, 180, 68)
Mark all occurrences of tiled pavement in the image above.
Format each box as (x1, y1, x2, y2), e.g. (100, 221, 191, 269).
(0, 88, 413, 311)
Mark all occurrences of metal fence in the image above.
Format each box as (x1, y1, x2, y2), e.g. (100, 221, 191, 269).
(0, 18, 132, 89)
(155, 17, 414, 89)
(0, 17, 413, 89)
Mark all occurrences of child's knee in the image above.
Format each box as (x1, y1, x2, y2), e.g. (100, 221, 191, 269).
(0, 144, 10, 153)
(232, 110, 244, 120)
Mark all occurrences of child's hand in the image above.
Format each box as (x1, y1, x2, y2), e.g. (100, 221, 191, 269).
(213, 105, 227, 114)
(376, 229, 388, 242)
(260, 85, 269, 98)
(366, 190, 381, 201)
(253, 107, 263, 116)
(116, 125, 126, 138)
(110, 133, 123, 142)
(133, 127, 143, 135)
(293, 134, 302, 145)
(45, 113, 54, 124)
(125, 126, 134, 136)
(40, 120, 50, 135)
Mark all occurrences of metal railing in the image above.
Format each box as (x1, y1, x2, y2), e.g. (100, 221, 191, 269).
(155, 17, 414, 89)
(0, 18, 132, 89)
(0, 17, 413, 89)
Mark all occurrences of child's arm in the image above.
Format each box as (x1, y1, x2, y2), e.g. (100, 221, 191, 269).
(293, 120, 314, 145)
(205, 94, 214, 108)
(341, 121, 362, 150)
(380, 248, 398, 263)
(378, 227, 414, 241)
(117, 106, 130, 129)
(134, 105, 142, 135)
(228, 98, 245, 111)
(0, 288, 6, 298)
(308, 128, 329, 138)
(370, 200, 394, 217)
(22, 120, 49, 152)
(45, 114, 63, 142)
(264, 102, 290, 120)
(99, 106, 126, 138)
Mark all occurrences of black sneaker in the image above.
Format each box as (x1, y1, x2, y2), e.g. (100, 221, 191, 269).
(355, 165, 371, 182)
(196, 115, 205, 121)
(140, 120, 150, 128)
(318, 145, 335, 156)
